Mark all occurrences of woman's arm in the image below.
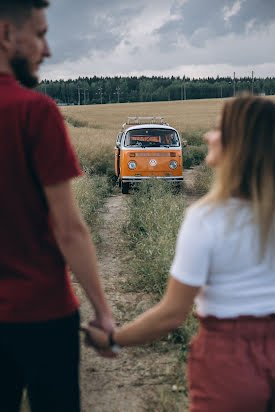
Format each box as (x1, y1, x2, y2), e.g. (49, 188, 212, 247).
(84, 277, 199, 348)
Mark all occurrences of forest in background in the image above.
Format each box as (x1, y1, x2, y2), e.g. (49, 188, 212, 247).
(36, 75, 275, 105)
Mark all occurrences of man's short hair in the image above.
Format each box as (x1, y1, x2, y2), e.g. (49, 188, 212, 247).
(0, 0, 49, 27)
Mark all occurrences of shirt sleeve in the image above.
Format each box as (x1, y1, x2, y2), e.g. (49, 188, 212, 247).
(170, 206, 213, 286)
(29, 96, 83, 186)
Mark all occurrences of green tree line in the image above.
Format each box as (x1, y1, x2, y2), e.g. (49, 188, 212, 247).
(36, 76, 275, 105)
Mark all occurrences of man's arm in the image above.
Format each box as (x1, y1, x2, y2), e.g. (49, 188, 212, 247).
(44, 180, 114, 333)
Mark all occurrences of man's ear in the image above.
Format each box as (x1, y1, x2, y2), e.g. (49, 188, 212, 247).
(0, 21, 16, 52)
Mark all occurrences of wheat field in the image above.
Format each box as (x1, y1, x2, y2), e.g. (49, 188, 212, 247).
(61, 98, 226, 132)
(61, 96, 275, 170)
(61, 98, 226, 159)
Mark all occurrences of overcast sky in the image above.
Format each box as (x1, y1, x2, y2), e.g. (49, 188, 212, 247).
(40, 0, 275, 80)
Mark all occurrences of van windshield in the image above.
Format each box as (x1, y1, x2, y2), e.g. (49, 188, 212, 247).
(124, 128, 180, 147)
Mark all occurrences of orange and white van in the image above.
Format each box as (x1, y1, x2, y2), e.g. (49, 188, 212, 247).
(115, 117, 183, 194)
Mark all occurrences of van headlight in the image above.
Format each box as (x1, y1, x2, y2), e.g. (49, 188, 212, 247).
(128, 161, 137, 170)
(169, 160, 178, 169)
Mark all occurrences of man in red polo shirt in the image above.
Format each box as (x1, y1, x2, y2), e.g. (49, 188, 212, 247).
(0, 1, 115, 411)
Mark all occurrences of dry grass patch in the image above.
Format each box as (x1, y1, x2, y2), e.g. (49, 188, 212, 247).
(72, 173, 111, 242)
(65, 124, 114, 177)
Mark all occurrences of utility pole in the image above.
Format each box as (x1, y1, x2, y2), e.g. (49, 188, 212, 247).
(83, 88, 88, 105)
(116, 87, 121, 103)
(252, 70, 254, 95)
(220, 84, 223, 98)
(98, 87, 103, 104)
(184, 81, 186, 100)
(181, 83, 183, 101)
(233, 72, 236, 97)
(63, 83, 67, 104)
(78, 86, 81, 105)
(77, 86, 88, 105)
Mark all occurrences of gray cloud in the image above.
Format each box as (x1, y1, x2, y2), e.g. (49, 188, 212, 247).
(41, 0, 275, 79)
(46, 0, 144, 64)
(156, 0, 275, 48)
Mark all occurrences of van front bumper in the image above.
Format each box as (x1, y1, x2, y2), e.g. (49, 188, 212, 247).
(122, 176, 183, 183)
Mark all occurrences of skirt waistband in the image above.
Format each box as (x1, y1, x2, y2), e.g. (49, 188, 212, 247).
(197, 314, 275, 337)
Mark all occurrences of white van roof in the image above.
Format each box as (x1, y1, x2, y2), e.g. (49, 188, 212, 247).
(124, 124, 177, 132)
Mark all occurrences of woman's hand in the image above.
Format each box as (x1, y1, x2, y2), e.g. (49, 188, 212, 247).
(81, 323, 109, 349)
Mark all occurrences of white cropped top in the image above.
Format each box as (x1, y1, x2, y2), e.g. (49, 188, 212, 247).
(170, 199, 275, 318)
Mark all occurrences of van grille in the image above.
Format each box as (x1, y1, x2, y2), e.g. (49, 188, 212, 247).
(132, 152, 176, 157)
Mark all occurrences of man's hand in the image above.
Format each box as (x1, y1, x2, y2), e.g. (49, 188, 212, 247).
(81, 313, 117, 358)
(90, 312, 115, 334)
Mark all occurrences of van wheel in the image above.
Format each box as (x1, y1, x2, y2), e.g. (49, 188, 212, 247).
(174, 182, 182, 193)
(122, 182, 129, 194)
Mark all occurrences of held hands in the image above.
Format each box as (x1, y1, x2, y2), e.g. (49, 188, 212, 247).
(81, 323, 110, 350)
(81, 313, 119, 358)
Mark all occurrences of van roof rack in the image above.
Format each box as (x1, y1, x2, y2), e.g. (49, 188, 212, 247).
(122, 117, 169, 130)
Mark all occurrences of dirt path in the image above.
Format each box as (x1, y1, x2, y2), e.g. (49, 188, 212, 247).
(73, 194, 183, 412)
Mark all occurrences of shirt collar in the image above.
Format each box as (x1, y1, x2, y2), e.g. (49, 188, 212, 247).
(0, 72, 17, 85)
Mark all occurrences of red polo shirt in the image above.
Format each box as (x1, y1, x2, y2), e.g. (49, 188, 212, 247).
(0, 73, 82, 322)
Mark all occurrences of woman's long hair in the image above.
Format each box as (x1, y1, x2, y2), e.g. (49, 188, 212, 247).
(204, 95, 275, 254)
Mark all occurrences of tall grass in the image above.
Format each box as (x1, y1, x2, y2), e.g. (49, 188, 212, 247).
(182, 145, 207, 169)
(123, 180, 198, 357)
(66, 123, 115, 180)
(72, 174, 111, 235)
(181, 130, 208, 169)
(123, 181, 185, 296)
(65, 117, 115, 234)
(63, 115, 89, 128)
(192, 163, 214, 195)
(181, 130, 205, 146)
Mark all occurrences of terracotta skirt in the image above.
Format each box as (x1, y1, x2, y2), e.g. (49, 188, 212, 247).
(188, 314, 275, 412)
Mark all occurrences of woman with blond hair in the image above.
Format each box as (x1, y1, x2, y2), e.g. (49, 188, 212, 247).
(84, 95, 275, 411)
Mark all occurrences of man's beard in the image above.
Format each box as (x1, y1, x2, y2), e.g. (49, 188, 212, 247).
(10, 52, 39, 89)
